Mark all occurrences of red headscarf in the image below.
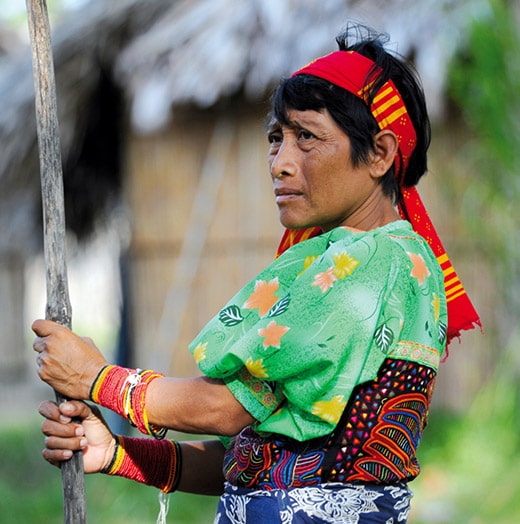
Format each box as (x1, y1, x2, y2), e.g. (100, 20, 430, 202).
(275, 50, 481, 345)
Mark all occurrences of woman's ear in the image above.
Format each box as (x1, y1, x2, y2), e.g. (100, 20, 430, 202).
(370, 130, 399, 178)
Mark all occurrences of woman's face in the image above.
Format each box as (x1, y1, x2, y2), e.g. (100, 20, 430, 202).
(267, 108, 382, 232)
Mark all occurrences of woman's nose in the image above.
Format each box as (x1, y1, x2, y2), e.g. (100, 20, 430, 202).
(269, 140, 297, 179)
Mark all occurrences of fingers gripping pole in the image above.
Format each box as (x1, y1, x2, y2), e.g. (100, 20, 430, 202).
(26, 0, 87, 522)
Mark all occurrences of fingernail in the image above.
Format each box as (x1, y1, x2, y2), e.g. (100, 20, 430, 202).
(63, 450, 73, 459)
(59, 415, 71, 423)
(75, 427, 84, 437)
(79, 438, 88, 448)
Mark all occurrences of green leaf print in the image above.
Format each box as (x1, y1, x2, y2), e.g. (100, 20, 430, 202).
(425, 320, 433, 338)
(218, 305, 244, 326)
(439, 321, 447, 344)
(267, 294, 291, 317)
(374, 324, 394, 353)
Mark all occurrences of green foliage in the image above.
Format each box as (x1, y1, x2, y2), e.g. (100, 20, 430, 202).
(432, 9, 520, 511)
(0, 423, 218, 523)
(447, 0, 520, 317)
(450, 0, 520, 175)
(412, 338, 520, 523)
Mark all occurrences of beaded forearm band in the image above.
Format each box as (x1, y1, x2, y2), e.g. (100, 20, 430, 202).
(89, 365, 167, 439)
(102, 435, 182, 493)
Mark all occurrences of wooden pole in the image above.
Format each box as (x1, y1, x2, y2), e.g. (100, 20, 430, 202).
(25, 1, 87, 522)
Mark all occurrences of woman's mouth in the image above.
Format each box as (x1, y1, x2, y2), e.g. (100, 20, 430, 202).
(275, 188, 302, 204)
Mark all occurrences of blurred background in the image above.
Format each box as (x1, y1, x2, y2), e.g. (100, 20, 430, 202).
(0, 0, 518, 522)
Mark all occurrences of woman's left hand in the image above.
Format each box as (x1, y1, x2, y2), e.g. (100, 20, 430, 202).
(33, 319, 108, 400)
(40, 400, 116, 473)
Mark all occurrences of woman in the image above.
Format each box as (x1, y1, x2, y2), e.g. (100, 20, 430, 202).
(34, 27, 480, 523)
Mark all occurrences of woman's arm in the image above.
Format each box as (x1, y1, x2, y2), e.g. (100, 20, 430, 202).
(177, 439, 226, 495)
(145, 376, 254, 436)
(40, 400, 227, 496)
(33, 319, 255, 436)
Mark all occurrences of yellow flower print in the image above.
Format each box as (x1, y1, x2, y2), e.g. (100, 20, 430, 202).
(243, 278, 280, 317)
(245, 357, 269, 379)
(258, 320, 289, 349)
(408, 252, 430, 285)
(311, 395, 346, 424)
(312, 268, 337, 293)
(432, 293, 440, 322)
(298, 255, 319, 276)
(193, 342, 207, 364)
(333, 251, 360, 279)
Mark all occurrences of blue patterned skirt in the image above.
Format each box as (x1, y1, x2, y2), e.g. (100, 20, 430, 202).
(214, 482, 412, 523)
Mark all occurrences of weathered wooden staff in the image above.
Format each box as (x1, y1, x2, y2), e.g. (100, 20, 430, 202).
(26, 1, 87, 522)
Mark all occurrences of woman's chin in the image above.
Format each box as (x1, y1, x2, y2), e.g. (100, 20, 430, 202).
(279, 214, 312, 231)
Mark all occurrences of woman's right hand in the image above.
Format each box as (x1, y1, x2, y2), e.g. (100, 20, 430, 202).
(39, 400, 116, 473)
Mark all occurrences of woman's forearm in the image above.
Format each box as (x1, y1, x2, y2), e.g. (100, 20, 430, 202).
(146, 376, 255, 436)
(104, 437, 226, 496)
(89, 365, 255, 436)
(178, 439, 227, 495)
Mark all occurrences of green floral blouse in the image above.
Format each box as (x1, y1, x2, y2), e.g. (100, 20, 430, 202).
(189, 221, 447, 441)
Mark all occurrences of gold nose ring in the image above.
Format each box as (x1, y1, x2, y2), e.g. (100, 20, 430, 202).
(275, 173, 283, 179)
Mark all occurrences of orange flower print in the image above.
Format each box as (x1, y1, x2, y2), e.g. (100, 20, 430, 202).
(258, 320, 289, 349)
(312, 267, 337, 293)
(243, 278, 280, 317)
(311, 395, 346, 423)
(408, 252, 430, 285)
(245, 357, 269, 379)
(332, 251, 360, 279)
(193, 342, 207, 364)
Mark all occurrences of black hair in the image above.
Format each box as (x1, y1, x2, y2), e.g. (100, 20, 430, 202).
(270, 24, 431, 206)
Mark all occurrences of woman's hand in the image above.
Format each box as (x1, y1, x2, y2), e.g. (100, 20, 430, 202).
(39, 400, 116, 473)
(33, 319, 107, 400)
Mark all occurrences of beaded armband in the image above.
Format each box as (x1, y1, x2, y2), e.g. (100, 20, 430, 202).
(89, 365, 167, 439)
(102, 435, 182, 493)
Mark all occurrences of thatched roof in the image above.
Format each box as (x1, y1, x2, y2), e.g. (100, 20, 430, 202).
(0, 0, 173, 255)
(116, 0, 490, 133)
(0, 0, 489, 255)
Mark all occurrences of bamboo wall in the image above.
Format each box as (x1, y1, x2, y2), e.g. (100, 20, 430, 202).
(125, 103, 283, 378)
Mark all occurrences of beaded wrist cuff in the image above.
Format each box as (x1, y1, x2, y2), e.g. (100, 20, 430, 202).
(102, 435, 182, 493)
(89, 365, 167, 439)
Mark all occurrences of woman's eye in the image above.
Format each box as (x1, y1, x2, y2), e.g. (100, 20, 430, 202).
(298, 130, 314, 140)
(267, 132, 282, 144)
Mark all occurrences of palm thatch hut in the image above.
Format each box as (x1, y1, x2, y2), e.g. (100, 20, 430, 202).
(0, 0, 492, 409)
